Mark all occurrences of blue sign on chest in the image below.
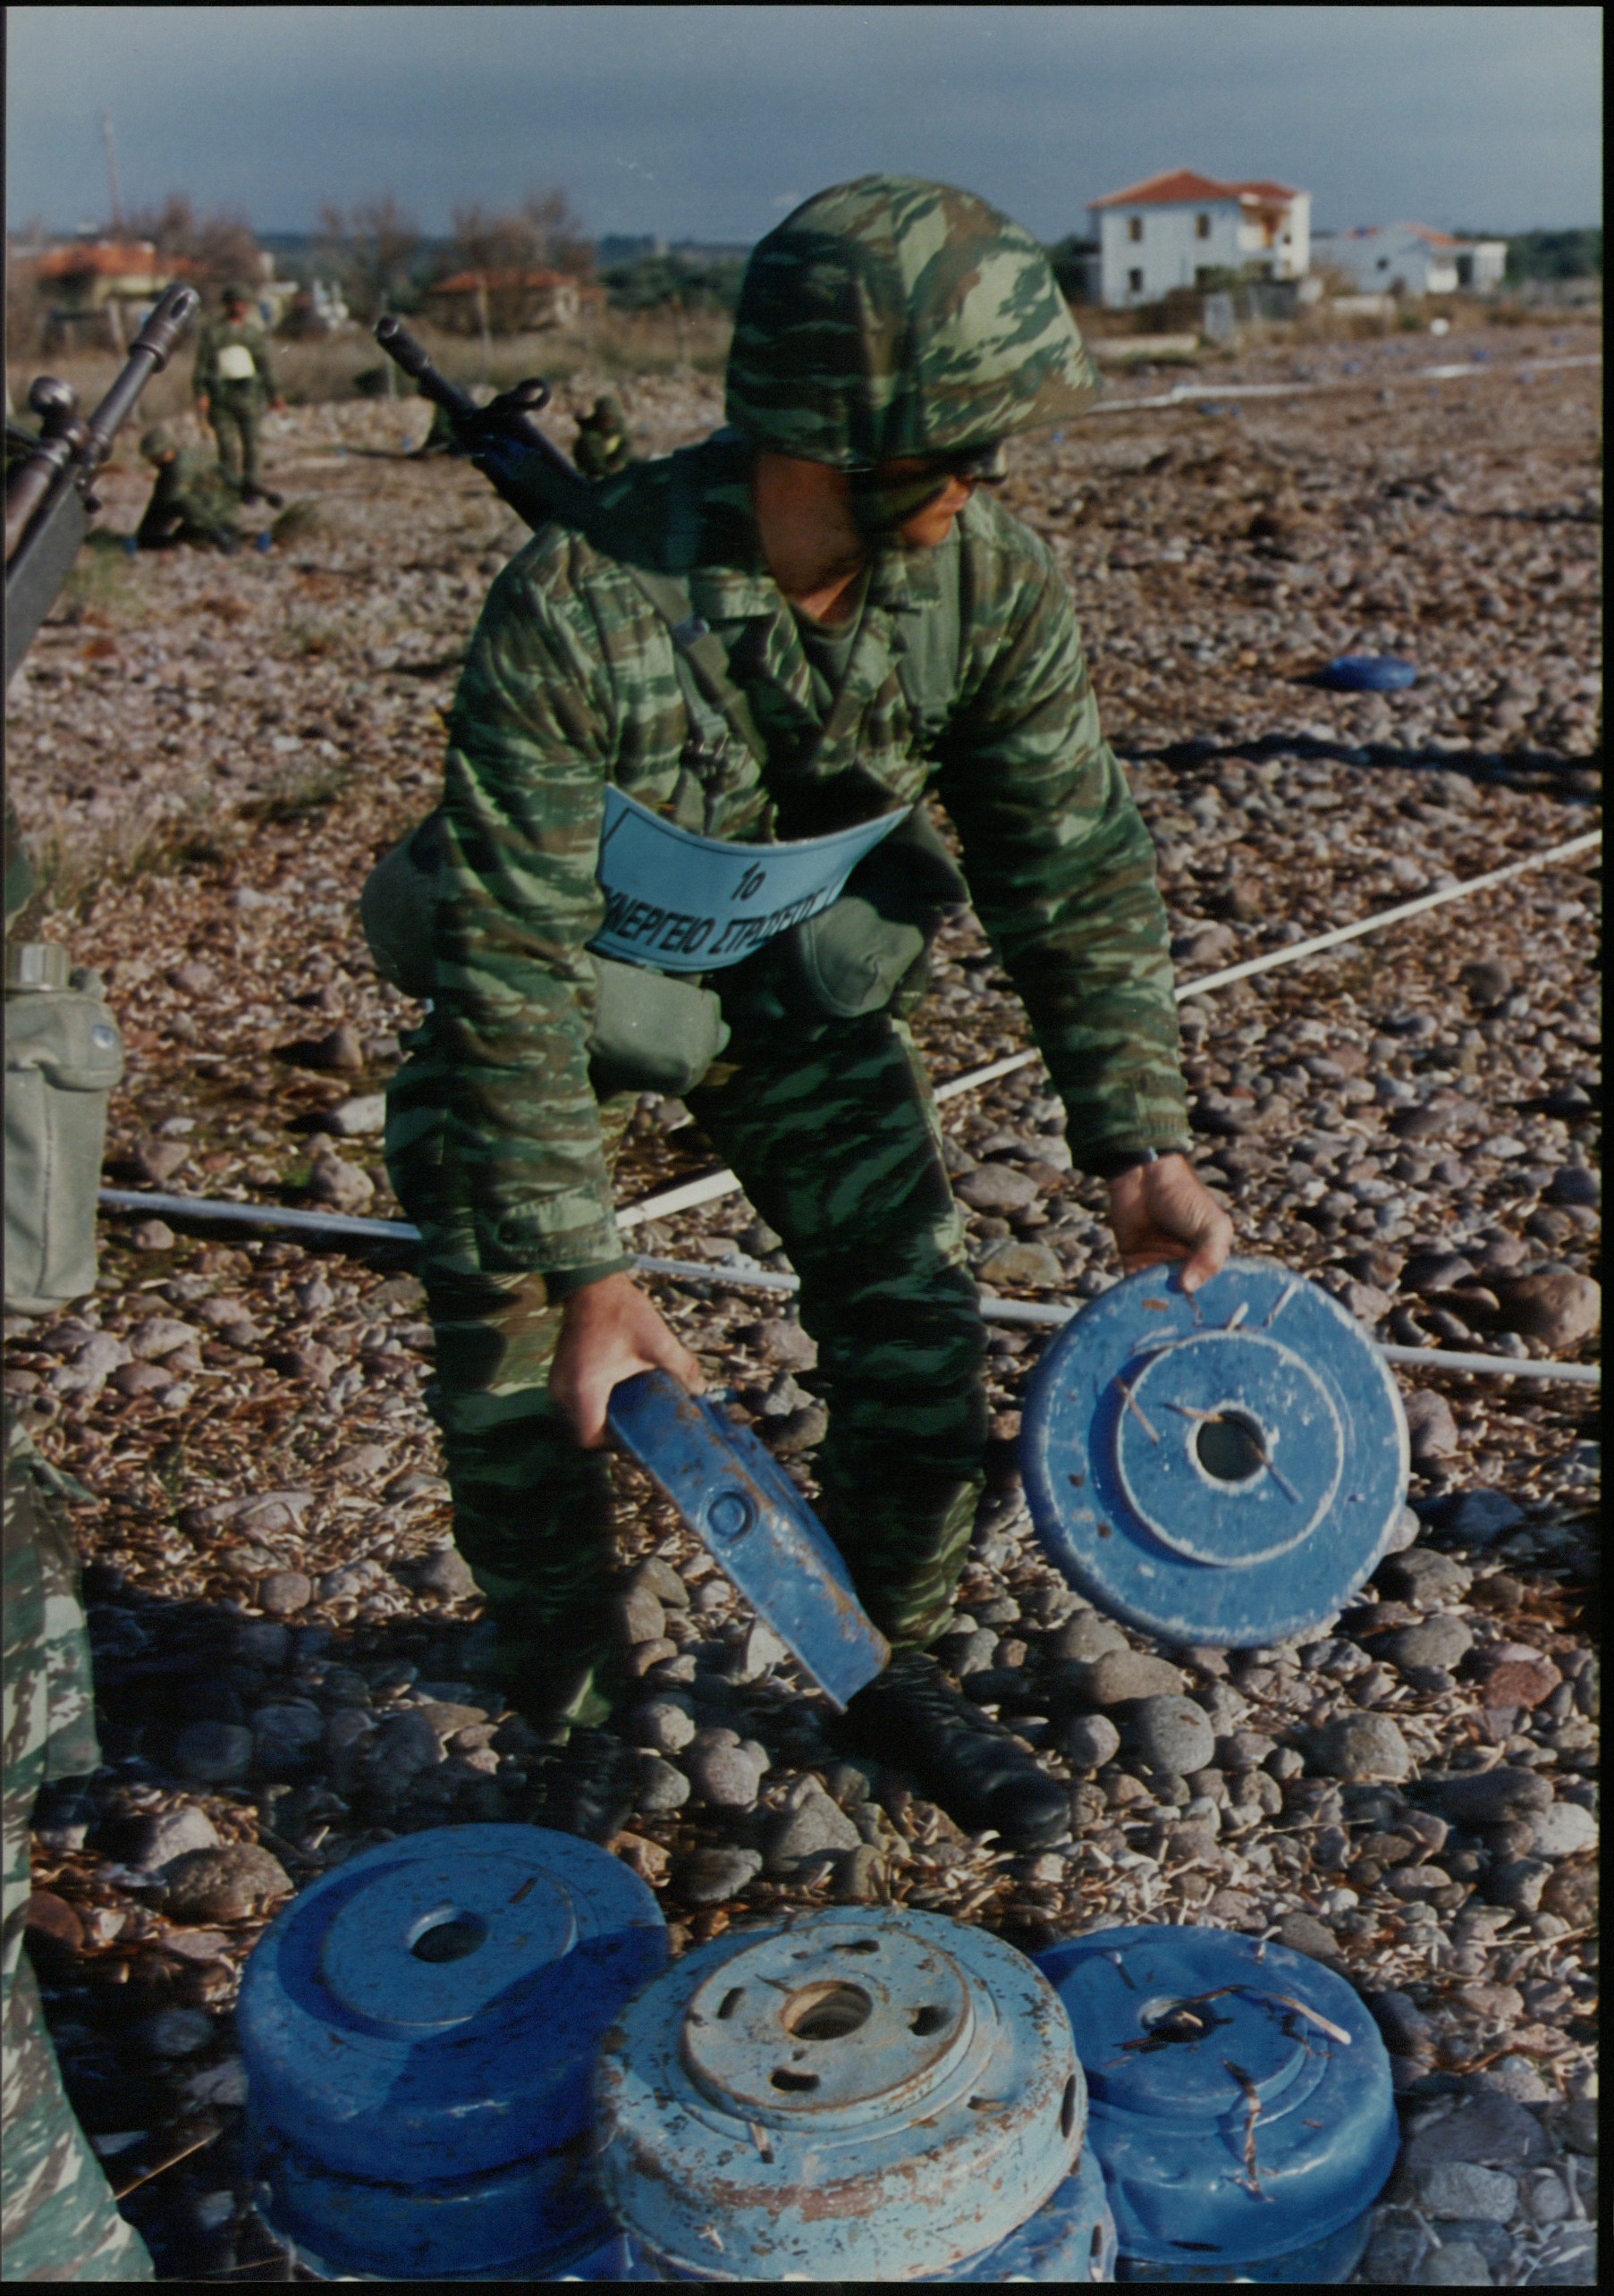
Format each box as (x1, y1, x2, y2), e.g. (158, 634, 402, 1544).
(590, 785, 909, 973)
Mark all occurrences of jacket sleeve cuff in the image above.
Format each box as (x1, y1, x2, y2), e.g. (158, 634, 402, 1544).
(541, 1254, 634, 1301)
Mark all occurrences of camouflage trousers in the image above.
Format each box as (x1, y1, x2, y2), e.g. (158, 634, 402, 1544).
(392, 1009, 990, 1719)
(208, 386, 263, 489)
(3, 1418, 154, 2281)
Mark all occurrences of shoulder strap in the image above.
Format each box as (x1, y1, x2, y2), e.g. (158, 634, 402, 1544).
(621, 566, 769, 769)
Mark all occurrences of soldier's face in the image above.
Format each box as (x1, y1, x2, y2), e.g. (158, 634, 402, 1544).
(887, 464, 978, 548)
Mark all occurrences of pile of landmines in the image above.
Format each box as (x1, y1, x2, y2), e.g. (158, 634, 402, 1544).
(237, 1825, 1398, 2283)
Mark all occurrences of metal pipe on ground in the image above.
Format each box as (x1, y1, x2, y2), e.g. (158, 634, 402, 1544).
(96, 1192, 1600, 1385)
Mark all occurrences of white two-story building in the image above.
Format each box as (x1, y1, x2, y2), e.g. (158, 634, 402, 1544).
(1087, 168, 1311, 309)
(1313, 224, 1508, 297)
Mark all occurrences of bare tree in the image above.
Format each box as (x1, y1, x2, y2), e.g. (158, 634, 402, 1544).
(440, 187, 592, 333)
(124, 193, 262, 296)
(317, 191, 423, 320)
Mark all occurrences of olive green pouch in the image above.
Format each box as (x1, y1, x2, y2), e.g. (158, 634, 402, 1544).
(773, 808, 970, 1021)
(360, 821, 729, 1095)
(4, 945, 124, 1314)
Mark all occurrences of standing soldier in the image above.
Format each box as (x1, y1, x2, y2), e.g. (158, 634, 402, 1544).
(192, 282, 284, 502)
(3, 800, 151, 2280)
(378, 176, 1232, 1850)
(571, 393, 635, 480)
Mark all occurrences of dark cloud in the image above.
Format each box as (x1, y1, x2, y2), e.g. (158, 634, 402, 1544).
(7, 5, 1601, 240)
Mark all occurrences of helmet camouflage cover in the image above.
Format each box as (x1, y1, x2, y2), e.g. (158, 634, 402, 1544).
(139, 425, 175, 460)
(725, 173, 1099, 467)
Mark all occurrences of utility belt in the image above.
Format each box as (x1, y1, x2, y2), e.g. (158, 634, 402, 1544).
(361, 555, 968, 1098)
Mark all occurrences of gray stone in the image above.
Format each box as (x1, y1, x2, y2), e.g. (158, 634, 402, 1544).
(1429, 1766, 1553, 1826)
(135, 2008, 216, 2059)
(1418, 2241, 1491, 2285)
(173, 1720, 255, 1787)
(164, 1843, 292, 1922)
(769, 1402, 828, 1456)
(1487, 1858, 1551, 1913)
(1379, 1549, 1473, 1606)
(1547, 1164, 1599, 1208)
(766, 1784, 861, 1873)
(358, 1709, 445, 1796)
(686, 1729, 765, 1811)
(630, 1557, 690, 1609)
(1528, 1802, 1596, 1857)
(1362, 2217, 1427, 2283)
(1046, 1612, 1128, 1664)
(413, 1701, 489, 1740)
(1402, 1389, 1460, 1463)
(417, 1547, 477, 1600)
(679, 1846, 763, 1905)
(728, 1621, 789, 1682)
(233, 1620, 292, 1664)
(1483, 2057, 1553, 2106)
(258, 1571, 313, 1617)
(1415, 2162, 1518, 2222)
(631, 1696, 697, 1755)
(956, 1161, 1040, 1212)
(1440, 1490, 1526, 1542)
(1383, 1616, 1475, 1674)
(835, 1844, 886, 1902)
(613, 1583, 666, 1646)
(131, 1805, 222, 1872)
(251, 1701, 326, 1777)
(1383, 1504, 1422, 1554)
(1370, 1988, 1437, 2055)
(1309, 1712, 1412, 1783)
(1401, 2089, 1551, 2173)
(635, 1753, 690, 1815)
(1492, 1271, 1600, 1349)
(1274, 1912, 1341, 1962)
(1058, 1713, 1122, 1769)
(975, 1239, 1064, 1289)
(738, 1319, 817, 1372)
(1065, 1651, 1187, 1707)
(1124, 1694, 1215, 1776)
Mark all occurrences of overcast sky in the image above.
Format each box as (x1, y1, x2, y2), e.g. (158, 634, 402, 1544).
(7, 5, 1602, 245)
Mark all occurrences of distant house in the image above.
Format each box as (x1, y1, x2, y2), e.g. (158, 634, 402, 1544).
(33, 238, 188, 349)
(1087, 169, 1312, 308)
(424, 267, 591, 334)
(1314, 224, 1508, 297)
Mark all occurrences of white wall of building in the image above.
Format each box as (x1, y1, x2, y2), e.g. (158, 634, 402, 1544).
(1314, 227, 1507, 297)
(1092, 191, 1310, 308)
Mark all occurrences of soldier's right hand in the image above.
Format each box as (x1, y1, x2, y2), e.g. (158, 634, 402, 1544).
(550, 1271, 705, 1448)
(196, 394, 210, 420)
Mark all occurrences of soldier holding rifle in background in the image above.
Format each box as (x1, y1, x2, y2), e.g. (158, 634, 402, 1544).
(192, 281, 284, 504)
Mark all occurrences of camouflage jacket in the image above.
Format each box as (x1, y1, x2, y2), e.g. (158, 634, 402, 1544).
(137, 449, 242, 545)
(191, 314, 276, 400)
(406, 431, 1190, 1285)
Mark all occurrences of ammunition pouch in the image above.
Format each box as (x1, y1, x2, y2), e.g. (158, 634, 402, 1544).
(724, 807, 969, 1029)
(4, 947, 124, 1314)
(360, 822, 731, 1098)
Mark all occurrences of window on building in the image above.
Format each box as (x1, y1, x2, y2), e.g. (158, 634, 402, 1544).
(1128, 215, 1144, 243)
(1128, 266, 1144, 294)
(1376, 257, 1389, 270)
(1196, 214, 1211, 240)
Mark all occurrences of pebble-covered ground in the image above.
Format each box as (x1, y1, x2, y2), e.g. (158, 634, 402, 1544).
(4, 317, 1599, 2283)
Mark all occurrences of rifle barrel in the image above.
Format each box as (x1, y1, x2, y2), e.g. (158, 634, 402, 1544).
(82, 283, 200, 468)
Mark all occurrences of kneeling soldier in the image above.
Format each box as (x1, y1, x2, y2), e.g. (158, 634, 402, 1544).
(134, 426, 249, 553)
(381, 176, 1233, 1848)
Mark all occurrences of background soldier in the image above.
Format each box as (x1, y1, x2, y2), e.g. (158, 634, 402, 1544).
(3, 801, 152, 2281)
(571, 393, 634, 480)
(380, 176, 1232, 1851)
(191, 282, 284, 502)
(133, 425, 250, 553)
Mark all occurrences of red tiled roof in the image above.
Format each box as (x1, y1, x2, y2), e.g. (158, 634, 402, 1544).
(1402, 224, 1462, 248)
(1090, 168, 1301, 210)
(36, 240, 159, 279)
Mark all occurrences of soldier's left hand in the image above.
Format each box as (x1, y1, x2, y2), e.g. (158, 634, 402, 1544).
(1106, 1153, 1232, 1294)
(270, 396, 287, 413)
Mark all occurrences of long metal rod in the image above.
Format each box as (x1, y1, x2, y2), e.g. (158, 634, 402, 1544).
(1090, 350, 1602, 417)
(96, 1192, 1600, 1382)
(621, 828, 1601, 1212)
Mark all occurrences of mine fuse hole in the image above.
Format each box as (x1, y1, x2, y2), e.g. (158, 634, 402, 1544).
(716, 1988, 746, 2021)
(781, 1982, 873, 2041)
(771, 2068, 821, 2092)
(909, 2005, 949, 2037)
(1194, 1409, 1268, 1484)
(1061, 2074, 1078, 2139)
(410, 1911, 488, 1963)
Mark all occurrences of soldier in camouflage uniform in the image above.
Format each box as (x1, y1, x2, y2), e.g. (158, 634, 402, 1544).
(382, 177, 1232, 1847)
(3, 810, 153, 2280)
(133, 426, 248, 553)
(191, 283, 283, 502)
(572, 394, 635, 481)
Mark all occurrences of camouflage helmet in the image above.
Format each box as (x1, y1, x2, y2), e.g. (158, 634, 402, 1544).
(592, 393, 625, 426)
(725, 174, 1099, 468)
(221, 283, 249, 306)
(139, 425, 176, 461)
